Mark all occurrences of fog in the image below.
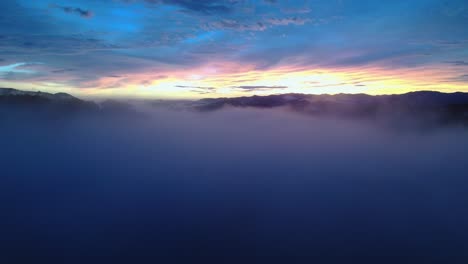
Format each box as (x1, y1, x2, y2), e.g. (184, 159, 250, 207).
(1, 105, 468, 263)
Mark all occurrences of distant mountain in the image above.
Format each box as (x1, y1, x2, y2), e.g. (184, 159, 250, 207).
(0, 88, 139, 119)
(4, 88, 468, 126)
(192, 91, 468, 125)
(0, 88, 78, 101)
(0, 87, 100, 117)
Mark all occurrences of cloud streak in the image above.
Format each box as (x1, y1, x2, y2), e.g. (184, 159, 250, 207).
(446, 61, 468, 66)
(233, 85, 288, 91)
(52, 4, 94, 18)
(127, 0, 234, 14)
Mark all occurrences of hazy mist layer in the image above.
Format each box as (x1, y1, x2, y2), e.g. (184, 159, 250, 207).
(1, 106, 468, 263)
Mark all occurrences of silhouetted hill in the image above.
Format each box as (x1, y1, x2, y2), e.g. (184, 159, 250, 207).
(193, 91, 468, 125)
(0, 88, 141, 119)
(3, 88, 468, 126)
(0, 88, 99, 117)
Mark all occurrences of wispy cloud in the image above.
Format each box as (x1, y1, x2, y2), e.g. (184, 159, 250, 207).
(446, 61, 468, 66)
(51, 68, 75, 74)
(0, 62, 45, 81)
(266, 17, 310, 26)
(52, 4, 93, 18)
(205, 16, 310, 32)
(444, 74, 468, 83)
(127, 0, 234, 15)
(233, 85, 288, 91)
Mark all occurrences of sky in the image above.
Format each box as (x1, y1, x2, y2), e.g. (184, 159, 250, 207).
(0, 0, 468, 99)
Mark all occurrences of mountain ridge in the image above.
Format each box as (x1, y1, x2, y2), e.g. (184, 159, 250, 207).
(0, 88, 80, 101)
(0, 88, 141, 118)
(192, 91, 468, 126)
(2, 87, 468, 125)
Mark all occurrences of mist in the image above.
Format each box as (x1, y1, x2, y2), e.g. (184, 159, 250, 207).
(1, 105, 468, 263)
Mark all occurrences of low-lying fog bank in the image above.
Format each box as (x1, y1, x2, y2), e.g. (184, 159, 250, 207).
(1, 95, 468, 263)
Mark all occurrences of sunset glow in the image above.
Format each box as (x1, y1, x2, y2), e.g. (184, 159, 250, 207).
(1, 0, 467, 98)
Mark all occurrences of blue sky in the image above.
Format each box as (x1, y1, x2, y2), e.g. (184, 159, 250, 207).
(0, 0, 467, 98)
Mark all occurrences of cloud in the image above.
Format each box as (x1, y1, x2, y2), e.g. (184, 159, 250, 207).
(0, 62, 46, 81)
(446, 61, 468, 66)
(128, 0, 234, 14)
(205, 16, 310, 32)
(51, 68, 75, 74)
(176, 85, 216, 90)
(0, 62, 43, 73)
(176, 85, 217, 94)
(52, 4, 94, 18)
(444, 74, 468, 83)
(266, 17, 310, 26)
(0, 35, 121, 55)
(206, 19, 267, 31)
(281, 7, 312, 14)
(233, 85, 288, 91)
